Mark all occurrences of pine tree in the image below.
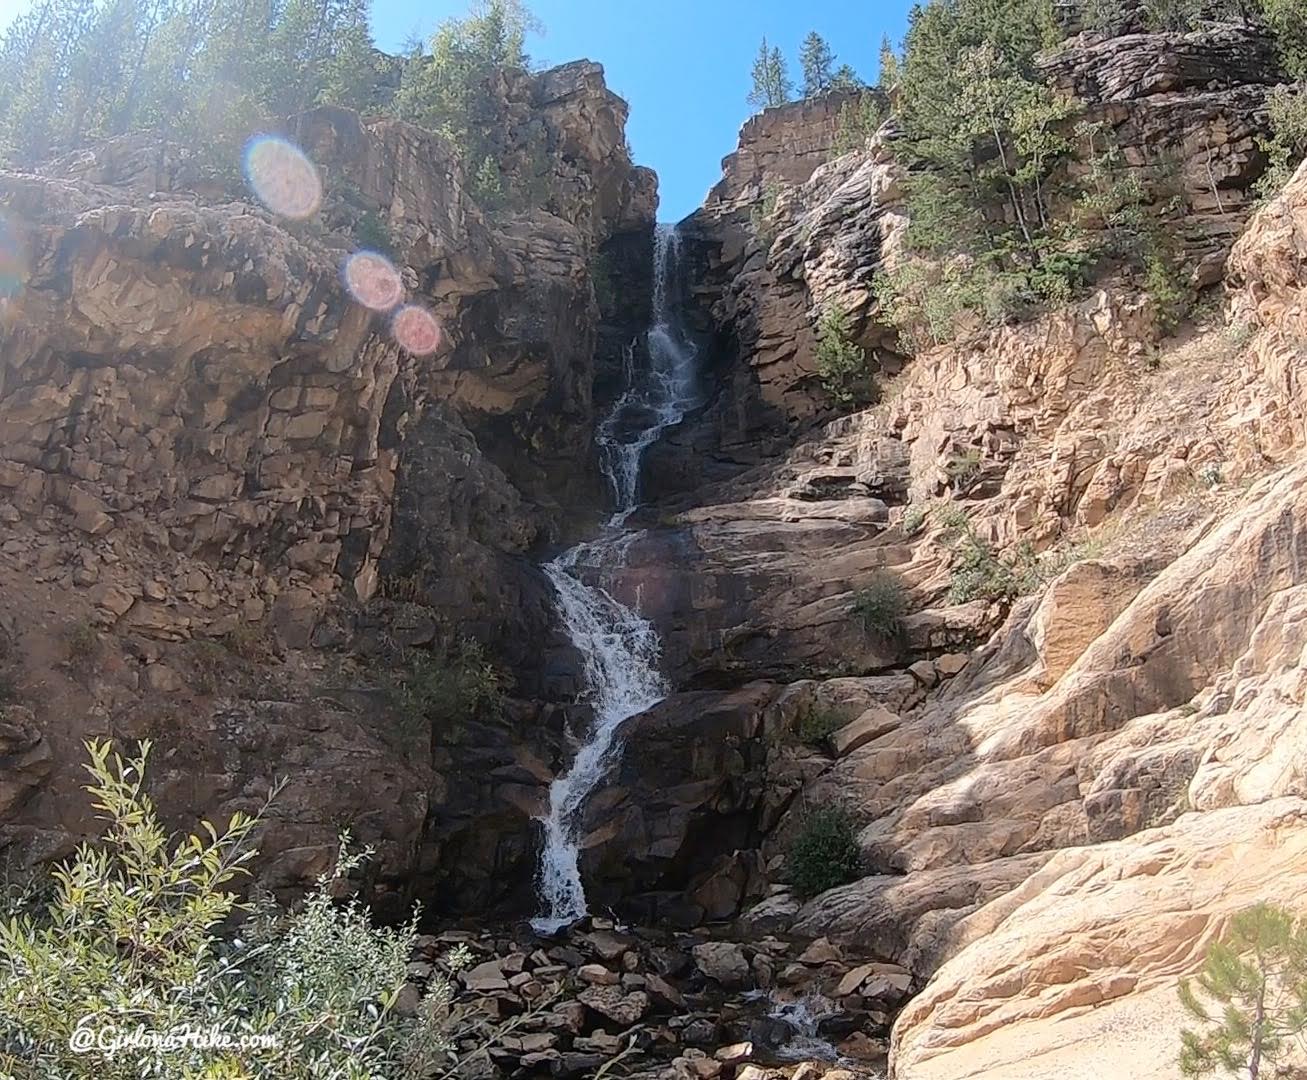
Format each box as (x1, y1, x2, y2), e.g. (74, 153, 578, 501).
(878, 34, 899, 89)
(747, 36, 793, 110)
(1179, 903, 1307, 1080)
(799, 30, 835, 97)
(831, 63, 862, 89)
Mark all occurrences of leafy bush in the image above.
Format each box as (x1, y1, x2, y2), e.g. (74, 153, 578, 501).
(937, 504, 972, 530)
(0, 740, 486, 1078)
(815, 302, 869, 405)
(1144, 247, 1192, 334)
(1256, 87, 1307, 201)
(851, 573, 908, 636)
(1179, 903, 1307, 1078)
(750, 180, 782, 243)
(62, 620, 100, 675)
(788, 807, 863, 897)
(945, 447, 984, 487)
(797, 706, 847, 747)
(355, 210, 396, 257)
(902, 504, 929, 535)
(391, 638, 505, 746)
(831, 95, 886, 157)
(948, 532, 1021, 604)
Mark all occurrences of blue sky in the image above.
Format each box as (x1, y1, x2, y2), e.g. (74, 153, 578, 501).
(0, 0, 914, 221)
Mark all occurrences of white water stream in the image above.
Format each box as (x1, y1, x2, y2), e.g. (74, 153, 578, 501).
(532, 224, 700, 934)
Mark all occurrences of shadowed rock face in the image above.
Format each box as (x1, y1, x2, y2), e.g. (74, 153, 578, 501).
(0, 62, 655, 909)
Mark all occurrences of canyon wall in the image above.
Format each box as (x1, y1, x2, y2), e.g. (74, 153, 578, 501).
(0, 60, 654, 913)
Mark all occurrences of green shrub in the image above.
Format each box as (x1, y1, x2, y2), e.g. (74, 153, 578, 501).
(0, 740, 489, 1078)
(815, 302, 869, 405)
(788, 806, 863, 897)
(750, 180, 782, 243)
(902, 504, 929, 535)
(354, 210, 395, 256)
(937, 504, 971, 530)
(391, 638, 505, 746)
(1144, 247, 1192, 334)
(945, 447, 984, 487)
(948, 532, 1020, 604)
(1256, 87, 1307, 201)
(797, 706, 847, 747)
(851, 573, 908, 636)
(63, 620, 100, 674)
(831, 94, 886, 157)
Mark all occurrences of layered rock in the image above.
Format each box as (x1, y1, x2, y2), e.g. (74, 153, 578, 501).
(0, 61, 656, 902)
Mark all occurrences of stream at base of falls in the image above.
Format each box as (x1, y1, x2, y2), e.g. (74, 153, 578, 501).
(531, 223, 700, 935)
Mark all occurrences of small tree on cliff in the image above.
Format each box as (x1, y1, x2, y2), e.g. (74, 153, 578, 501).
(799, 30, 835, 96)
(1179, 903, 1307, 1080)
(747, 36, 793, 110)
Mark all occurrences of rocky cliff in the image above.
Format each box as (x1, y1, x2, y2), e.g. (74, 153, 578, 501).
(0, 59, 654, 913)
(3, 14, 1307, 1080)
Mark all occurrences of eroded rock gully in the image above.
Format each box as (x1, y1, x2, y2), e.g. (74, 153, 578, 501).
(3, 19, 1307, 1080)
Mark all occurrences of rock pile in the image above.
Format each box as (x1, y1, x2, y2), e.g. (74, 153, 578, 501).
(400, 920, 906, 1078)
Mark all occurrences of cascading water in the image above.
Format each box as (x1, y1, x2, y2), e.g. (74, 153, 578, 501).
(532, 225, 700, 934)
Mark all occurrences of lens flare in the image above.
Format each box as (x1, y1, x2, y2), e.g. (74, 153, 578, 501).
(343, 251, 403, 313)
(392, 305, 442, 356)
(0, 212, 24, 301)
(243, 136, 322, 220)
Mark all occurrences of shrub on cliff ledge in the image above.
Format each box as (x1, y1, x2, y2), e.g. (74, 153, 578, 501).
(788, 807, 863, 897)
(815, 302, 869, 405)
(851, 573, 908, 636)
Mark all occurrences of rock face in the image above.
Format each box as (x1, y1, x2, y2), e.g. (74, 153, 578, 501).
(0, 61, 655, 902)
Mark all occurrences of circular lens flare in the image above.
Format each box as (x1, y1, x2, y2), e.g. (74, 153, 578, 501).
(392, 305, 442, 356)
(343, 251, 403, 313)
(243, 136, 321, 220)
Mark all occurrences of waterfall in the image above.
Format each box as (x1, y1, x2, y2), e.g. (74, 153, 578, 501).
(531, 224, 699, 934)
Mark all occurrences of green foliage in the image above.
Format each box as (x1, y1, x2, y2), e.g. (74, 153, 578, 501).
(747, 35, 793, 110)
(1141, 0, 1207, 30)
(393, 0, 550, 212)
(872, 0, 1211, 347)
(1179, 903, 1307, 1079)
(0, 740, 493, 1078)
(796, 706, 846, 747)
(850, 572, 908, 636)
(948, 530, 1021, 604)
(814, 302, 869, 404)
(878, 34, 900, 90)
(902, 504, 929, 535)
(354, 210, 395, 257)
(945, 447, 984, 487)
(749, 179, 783, 242)
(800, 31, 836, 97)
(937, 503, 971, 530)
(1256, 87, 1307, 201)
(1144, 246, 1193, 333)
(1263, 0, 1307, 78)
(788, 807, 862, 897)
(831, 94, 886, 157)
(63, 618, 101, 674)
(391, 638, 505, 746)
(0, 0, 378, 172)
